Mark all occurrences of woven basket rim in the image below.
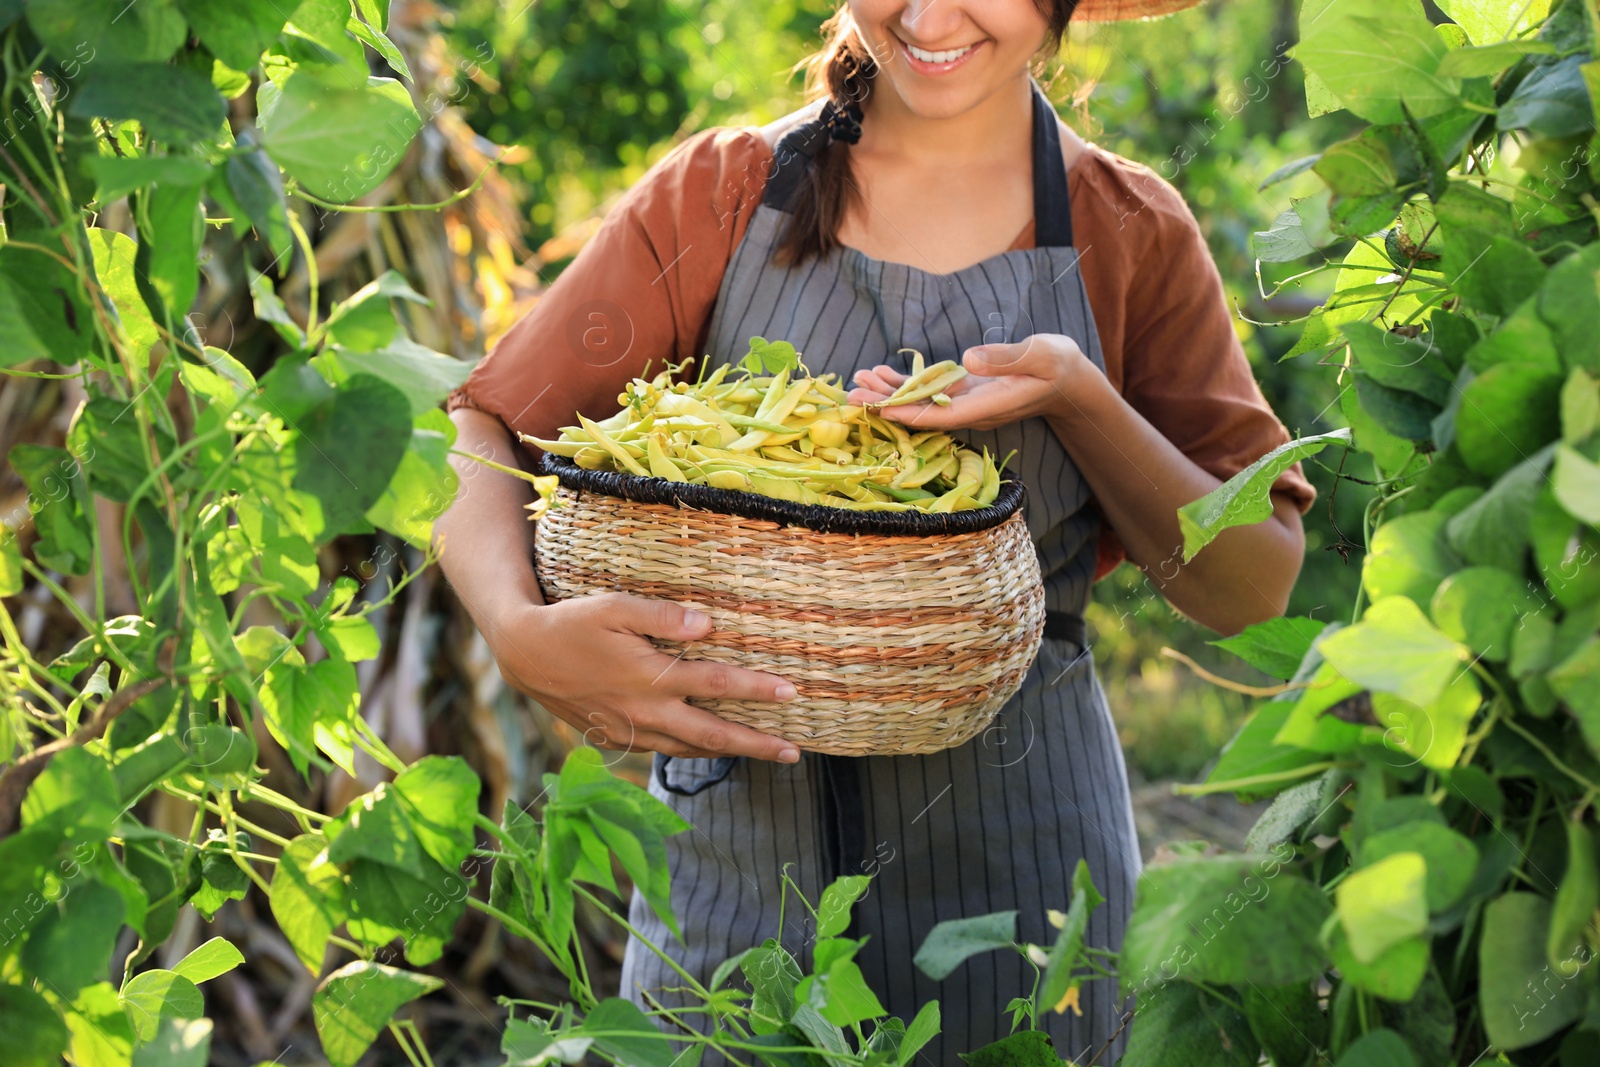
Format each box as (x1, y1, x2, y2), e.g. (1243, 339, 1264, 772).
(538, 452, 1027, 536)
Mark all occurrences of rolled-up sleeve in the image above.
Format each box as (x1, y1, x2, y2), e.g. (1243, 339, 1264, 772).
(447, 127, 769, 448)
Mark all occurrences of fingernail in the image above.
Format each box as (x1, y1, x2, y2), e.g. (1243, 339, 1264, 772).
(775, 683, 798, 700)
(779, 747, 801, 763)
(684, 609, 709, 629)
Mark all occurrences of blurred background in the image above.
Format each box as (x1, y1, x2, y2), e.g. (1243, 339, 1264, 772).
(0, 0, 1374, 1061)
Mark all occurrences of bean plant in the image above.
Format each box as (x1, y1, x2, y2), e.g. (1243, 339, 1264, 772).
(1021, 1, 1600, 1064)
(0, 2, 1107, 1065)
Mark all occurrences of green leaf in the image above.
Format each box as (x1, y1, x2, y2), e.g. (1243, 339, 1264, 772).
(87, 156, 212, 205)
(1445, 447, 1551, 573)
(1441, 231, 1546, 320)
(9, 444, 93, 575)
(1328, 926, 1428, 1001)
(1211, 617, 1328, 680)
(119, 969, 203, 1042)
(21, 745, 118, 837)
(282, 0, 366, 75)
(365, 414, 459, 548)
(1118, 981, 1260, 1067)
(1551, 635, 1600, 753)
(1038, 858, 1104, 1014)
(1554, 442, 1600, 524)
(345, 16, 413, 81)
(740, 941, 803, 1029)
(1354, 375, 1442, 441)
(580, 998, 678, 1067)
(1253, 201, 1323, 262)
(132, 1017, 213, 1067)
(1295, 0, 1457, 125)
(0, 244, 94, 366)
(22, 880, 124, 995)
(321, 270, 430, 347)
(287, 374, 414, 540)
(177, 0, 291, 71)
(1435, 0, 1551, 46)
(1436, 40, 1557, 78)
(190, 828, 252, 919)
(260, 71, 421, 202)
(1466, 299, 1559, 376)
(1202, 702, 1327, 797)
(1178, 429, 1351, 562)
(1345, 322, 1456, 407)
(171, 937, 245, 985)
(1547, 821, 1598, 973)
(226, 146, 294, 266)
(1335, 1030, 1416, 1067)
(65, 980, 137, 1066)
(88, 229, 161, 372)
(1120, 854, 1330, 992)
(901, 1001, 940, 1065)
(342, 855, 464, 966)
(70, 64, 225, 144)
(0, 983, 71, 1067)
(392, 756, 481, 871)
(270, 834, 348, 973)
(1360, 823, 1479, 912)
(1363, 511, 1463, 607)
(1316, 596, 1466, 708)
(1243, 776, 1329, 853)
(249, 268, 306, 344)
(1562, 368, 1600, 445)
(329, 783, 423, 870)
(319, 337, 469, 416)
(816, 875, 872, 939)
(69, 390, 172, 503)
(1430, 566, 1541, 662)
(26, 0, 185, 65)
(1481, 892, 1587, 1049)
(959, 1030, 1066, 1067)
(1455, 362, 1563, 480)
(313, 961, 443, 1067)
(912, 911, 1016, 982)
(1258, 154, 1322, 192)
(0, 269, 51, 366)
(1242, 981, 1325, 1067)
(1338, 852, 1428, 964)
(1499, 56, 1594, 138)
(134, 179, 204, 323)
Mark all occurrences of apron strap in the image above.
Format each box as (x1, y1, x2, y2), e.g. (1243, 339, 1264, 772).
(762, 81, 1076, 250)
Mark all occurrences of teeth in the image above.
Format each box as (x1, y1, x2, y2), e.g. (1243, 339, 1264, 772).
(905, 41, 974, 64)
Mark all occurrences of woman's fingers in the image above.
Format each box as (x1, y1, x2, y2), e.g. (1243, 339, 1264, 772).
(654, 654, 798, 705)
(651, 700, 801, 762)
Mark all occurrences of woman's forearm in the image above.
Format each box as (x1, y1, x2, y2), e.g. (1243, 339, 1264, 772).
(1043, 370, 1305, 636)
(435, 408, 547, 635)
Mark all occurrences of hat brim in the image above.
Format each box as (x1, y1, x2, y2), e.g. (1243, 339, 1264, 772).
(1074, 0, 1209, 22)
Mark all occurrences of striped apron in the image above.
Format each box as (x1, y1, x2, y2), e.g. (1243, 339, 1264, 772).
(618, 82, 1143, 1065)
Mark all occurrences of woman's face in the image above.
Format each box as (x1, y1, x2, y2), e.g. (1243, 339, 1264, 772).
(848, 0, 1051, 119)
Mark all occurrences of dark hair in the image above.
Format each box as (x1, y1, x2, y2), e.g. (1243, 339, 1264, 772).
(776, 2, 1082, 266)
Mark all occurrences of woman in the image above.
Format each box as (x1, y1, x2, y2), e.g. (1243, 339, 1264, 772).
(439, 0, 1316, 1060)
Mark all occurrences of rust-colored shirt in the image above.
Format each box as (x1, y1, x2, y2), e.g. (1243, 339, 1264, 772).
(449, 127, 1318, 582)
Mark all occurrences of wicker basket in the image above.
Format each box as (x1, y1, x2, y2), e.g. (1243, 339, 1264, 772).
(532, 453, 1045, 756)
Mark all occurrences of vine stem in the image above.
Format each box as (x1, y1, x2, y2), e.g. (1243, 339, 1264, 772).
(1173, 761, 1347, 797)
(162, 786, 295, 848)
(288, 157, 500, 213)
(571, 883, 717, 1003)
(465, 898, 563, 972)
(1499, 716, 1600, 793)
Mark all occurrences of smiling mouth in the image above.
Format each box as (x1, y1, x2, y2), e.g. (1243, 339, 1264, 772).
(902, 39, 979, 64)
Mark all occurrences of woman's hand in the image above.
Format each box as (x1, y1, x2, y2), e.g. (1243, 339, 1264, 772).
(490, 592, 803, 764)
(846, 334, 1095, 430)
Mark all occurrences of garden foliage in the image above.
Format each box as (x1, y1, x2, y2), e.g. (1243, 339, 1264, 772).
(1102, 0, 1600, 1063)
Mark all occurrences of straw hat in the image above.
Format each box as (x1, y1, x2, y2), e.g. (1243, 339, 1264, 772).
(1076, 0, 1209, 22)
